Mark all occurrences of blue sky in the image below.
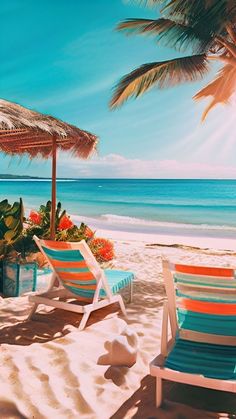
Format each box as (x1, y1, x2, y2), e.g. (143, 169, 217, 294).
(1, 0, 236, 178)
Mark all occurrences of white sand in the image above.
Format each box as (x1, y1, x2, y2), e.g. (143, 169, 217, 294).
(97, 227, 236, 251)
(0, 233, 236, 418)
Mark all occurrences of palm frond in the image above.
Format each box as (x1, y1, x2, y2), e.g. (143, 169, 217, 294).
(117, 18, 213, 53)
(193, 64, 236, 120)
(205, 0, 235, 12)
(129, 0, 236, 18)
(163, 0, 205, 19)
(164, 0, 236, 30)
(205, 0, 216, 7)
(125, 0, 165, 8)
(110, 54, 208, 108)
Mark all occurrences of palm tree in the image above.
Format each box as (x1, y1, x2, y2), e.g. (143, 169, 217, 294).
(110, 0, 236, 120)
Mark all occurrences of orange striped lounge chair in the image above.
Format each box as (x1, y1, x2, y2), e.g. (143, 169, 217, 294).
(28, 236, 134, 331)
(150, 259, 236, 407)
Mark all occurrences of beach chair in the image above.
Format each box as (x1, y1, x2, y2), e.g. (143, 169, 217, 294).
(150, 259, 236, 407)
(28, 236, 134, 331)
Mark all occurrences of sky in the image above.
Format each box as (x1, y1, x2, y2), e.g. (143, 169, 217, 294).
(1, 0, 235, 179)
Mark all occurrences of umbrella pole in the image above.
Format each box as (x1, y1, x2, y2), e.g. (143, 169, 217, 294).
(50, 137, 57, 240)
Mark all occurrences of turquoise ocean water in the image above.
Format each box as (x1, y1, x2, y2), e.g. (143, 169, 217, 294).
(0, 179, 236, 239)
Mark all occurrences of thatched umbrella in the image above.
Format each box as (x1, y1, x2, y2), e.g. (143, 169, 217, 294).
(0, 99, 98, 239)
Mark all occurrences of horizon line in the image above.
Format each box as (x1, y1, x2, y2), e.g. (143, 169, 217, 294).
(1, 176, 236, 181)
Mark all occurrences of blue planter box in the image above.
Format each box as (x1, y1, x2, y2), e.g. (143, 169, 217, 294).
(3, 261, 37, 297)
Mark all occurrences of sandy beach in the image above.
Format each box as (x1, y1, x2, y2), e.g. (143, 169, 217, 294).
(1, 0, 236, 414)
(0, 230, 236, 419)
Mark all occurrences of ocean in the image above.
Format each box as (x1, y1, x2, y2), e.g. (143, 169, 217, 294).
(0, 179, 236, 239)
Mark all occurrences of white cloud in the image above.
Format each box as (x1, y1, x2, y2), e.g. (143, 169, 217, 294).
(57, 153, 236, 179)
(1, 152, 236, 179)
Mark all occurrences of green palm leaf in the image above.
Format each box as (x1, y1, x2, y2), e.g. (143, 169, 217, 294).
(193, 64, 236, 120)
(164, 0, 236, 30)
(163, 0, 206, 17)
(128, 0, 235, 13)
(114, 1, 236, 117)
(110, 54, 209, 108)
(117, 18, 213, 53)
(128, 1, 236, 33)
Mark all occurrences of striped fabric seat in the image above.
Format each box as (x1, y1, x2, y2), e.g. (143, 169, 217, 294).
(41, 244, 134, 300)
(101, 270, 134, 297)
(173, 264, 236, 342)
(177, 310, 236, 336)
(165, 339, 236, 380)
(28, 236, 134, 331)
(41, 244, 96, 299)
(150, 259, 236, 408)
(165, 263, 236, 378)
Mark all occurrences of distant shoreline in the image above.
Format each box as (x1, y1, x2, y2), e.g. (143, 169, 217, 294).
(1, 176, 236, 181)
(0, 179, 75, 182)
(0, 175, 75, 180)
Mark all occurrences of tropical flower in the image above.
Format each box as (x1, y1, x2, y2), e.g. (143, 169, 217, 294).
(84, 226, 94, 239)
(90, 237, 114, 262)
(29, 210, 42, 225)
(58, 215, 74, 231)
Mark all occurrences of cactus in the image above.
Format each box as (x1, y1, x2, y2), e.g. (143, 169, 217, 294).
(0, 198, 24, 243)
(35, 201, 66, 237)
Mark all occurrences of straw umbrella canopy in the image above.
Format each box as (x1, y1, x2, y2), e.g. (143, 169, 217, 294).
(0, 99, 98, 239)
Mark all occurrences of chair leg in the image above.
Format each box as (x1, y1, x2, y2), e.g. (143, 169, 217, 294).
(129, 281, 133, 303)
(156, 377, 163, 408)
(78, 310, 91, 331)
(117, 295, 127, 317)
(28, 303, 38, 320)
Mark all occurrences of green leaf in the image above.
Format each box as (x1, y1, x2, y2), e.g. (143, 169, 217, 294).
(110, 54, 209, 108)
(58, 209, 66, 223)
(0, 199, 10, 215)
(46, 201, 51, 212)
(56, 202, 62, 222)
(163, 0, 236, 34)
(4, 230, 17, 242)
(4, 216, 18, 229)
(117, 18, 212, 53)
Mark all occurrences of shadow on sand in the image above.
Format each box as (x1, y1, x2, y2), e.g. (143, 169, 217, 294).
(0, 302, 122, 345)
(111, 375, 236, 419)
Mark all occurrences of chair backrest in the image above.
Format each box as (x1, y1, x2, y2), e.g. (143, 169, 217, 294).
(162, 258, 236, 345)
(34, 236, 106, 300)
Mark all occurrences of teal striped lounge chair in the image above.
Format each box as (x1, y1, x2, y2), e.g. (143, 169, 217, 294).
(150, 259, 236, 407)
(28, 236, 134, 331)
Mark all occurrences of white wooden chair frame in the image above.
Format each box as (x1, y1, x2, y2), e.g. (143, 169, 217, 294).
(150, 259, 236, 407)
(28, 236, 132, 331)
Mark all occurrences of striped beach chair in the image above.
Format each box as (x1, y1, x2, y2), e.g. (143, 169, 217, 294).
(150, 258, 236, 407)
(28, 236, 134, 331)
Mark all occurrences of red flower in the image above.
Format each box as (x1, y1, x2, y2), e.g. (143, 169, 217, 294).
(58, 215, 74, 231)
(84, 226, 94, 239)
(29, 210, 42, 225)
(90, 238, 114, 262)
